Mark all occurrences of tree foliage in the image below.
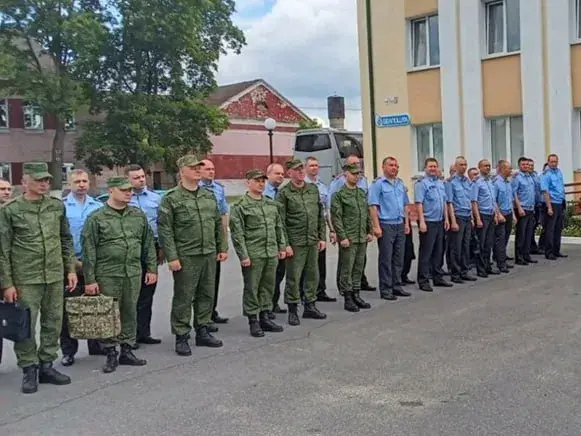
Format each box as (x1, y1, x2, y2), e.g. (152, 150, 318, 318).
(299, 117, 323, 130)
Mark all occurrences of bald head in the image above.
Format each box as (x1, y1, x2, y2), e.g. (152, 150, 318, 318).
(266, 163, 284, 187)
(200, 159, 215, 181)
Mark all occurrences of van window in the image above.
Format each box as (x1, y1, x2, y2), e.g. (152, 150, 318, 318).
(295, 134, 332, 152)
(334, 133, 363, 158)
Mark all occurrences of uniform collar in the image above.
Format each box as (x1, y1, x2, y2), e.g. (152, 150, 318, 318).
(65, 193, 98, 205)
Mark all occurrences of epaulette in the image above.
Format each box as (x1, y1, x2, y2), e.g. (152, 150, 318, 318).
(165, 186, 179, 195)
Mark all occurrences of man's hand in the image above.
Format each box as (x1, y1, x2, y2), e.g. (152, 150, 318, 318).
(216, 252, 228, 262)
(419, 222, 427, 233)
(547, 206, 554, 216)
(518, 207, 525, 217)
(340, 238, 350, 248)
(278, 251, 286, 260)
(144, 272, 157, 285)
(3, 286, 18, 302)
(285, 246, 294, 257)
(329, 232, 337, 245)
(373, 226, 383, 238)
(476, 219, 483, 228)
(450, 222, 459, 232)
(318, 241, 326, 252)
(168, 260, 182, 272)
(444, 221, 450, 232)
(66, 272, 78, 292)
(84, 283, 99, 296)
(404, 223, 411, 235)
(156, 248, 165, 265)
(366, 234, 373, 242)
(241, 257, 251, 267)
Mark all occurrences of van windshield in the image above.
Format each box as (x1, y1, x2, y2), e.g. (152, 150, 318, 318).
(333, 133, 363, 158)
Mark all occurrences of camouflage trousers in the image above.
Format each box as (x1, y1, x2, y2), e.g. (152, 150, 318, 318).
(337, 242, 367, 295)
(97, 275, 141, 348)
(171, 254, 216, 336)
(284, 245, 319, 305)
(241, 257, 277, 316)
(14, 281, 64, 368)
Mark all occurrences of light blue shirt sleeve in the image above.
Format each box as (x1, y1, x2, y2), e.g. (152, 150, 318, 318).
(470, 181, 479, 202)
(368, 180, 381, 206)
(414, 181, 425, 203)
(403, 191, 409, 205)
(540, 172, 549, 192)
(444, 181, 453, 203)
(327, 178, 339, 209)
(217, 186, 229, 215)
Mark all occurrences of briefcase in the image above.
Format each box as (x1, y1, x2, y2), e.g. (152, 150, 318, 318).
(65, 295, 121, 340)
(0, 301, 32, 342)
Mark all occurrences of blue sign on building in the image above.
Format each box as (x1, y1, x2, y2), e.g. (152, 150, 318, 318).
(375, 113, 411, 128)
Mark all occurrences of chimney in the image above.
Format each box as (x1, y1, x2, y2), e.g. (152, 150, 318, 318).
(327, 96, 345, 130)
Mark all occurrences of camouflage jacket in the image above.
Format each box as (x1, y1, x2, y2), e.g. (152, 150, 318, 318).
(81, 205, 157, 283)
(158, 185, 227, 261)
(331, 185, 372, 243)
(276, 181, 325, 247)
(0, 195, 75, 287)
(229, 194, 286, 260)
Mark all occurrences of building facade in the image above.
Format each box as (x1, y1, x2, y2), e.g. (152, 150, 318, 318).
(357, 0, 580, 184)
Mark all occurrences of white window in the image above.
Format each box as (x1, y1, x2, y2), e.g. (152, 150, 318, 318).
(485, 0, 520, 55)
(410, 15, 440, 68)
(414, 123, 443, 172)
(23, 103, 43, 129)
(65, 112, 76, 131)
(575, 0, 581, 40)
(0, 99, 8, 129)
(489, 116, 523, 168)
(0, 163, 10, 182)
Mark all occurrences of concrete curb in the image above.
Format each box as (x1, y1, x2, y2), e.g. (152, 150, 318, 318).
(507, 235, 581, 245)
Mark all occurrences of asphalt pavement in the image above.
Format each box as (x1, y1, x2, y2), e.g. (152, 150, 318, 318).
(1, 242, 581, 435)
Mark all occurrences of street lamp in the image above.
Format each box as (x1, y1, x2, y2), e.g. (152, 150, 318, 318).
(264, 117, 276, 163)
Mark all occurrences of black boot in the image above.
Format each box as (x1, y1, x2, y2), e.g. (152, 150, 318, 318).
(102, 347, 119, 373)
(195, 326, 223, 347)
(259, 311, 284, 332)
(287, 303, 300, 326)
(353, 292, 371, 309)
(38, 362, 71, 385)
(21, 365, 38, 394)
(343, 292, 359, 312)
(248, 315, 265, 337)
(119, 344, 147, 366)
(303, 302, 327, 319)
(175, 334, 192, 356)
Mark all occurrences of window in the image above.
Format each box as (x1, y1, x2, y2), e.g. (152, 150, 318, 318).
(332, 132, 363, 158)
(294, 134, 332, 152)
(486, 0, 520, 55)
(0, 99, 7, 129)
(23, 103, 43, 129)
(0, 163, 10, 182)
(576, 0, 581, 40)
(414, 123, 443, 172)
(65, 112, 76, 131)
(489, 116, 523, 168)
(410, 15, 440, 68)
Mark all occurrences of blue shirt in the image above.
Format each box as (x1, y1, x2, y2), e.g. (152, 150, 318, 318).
(264, 181, 280, 200)
(129, 188, 162, 238)
(368, 176, 407, 224)
(471, 176, 496, 215)
(540, 167, 565, 203)
(414, 174, 447, 222)
(444, 175, 472, 218)
(200, 180, 229, 215)
(328, 174, 368, 209)
(64, 193, 103, 258)
(305, 175, 329, 212)
(531, 171, 543, 205)
(494, 175, 513, 215)
(511, 172, 535, 211)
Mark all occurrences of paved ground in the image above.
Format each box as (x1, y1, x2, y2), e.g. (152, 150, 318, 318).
(1, 242, 581, 435)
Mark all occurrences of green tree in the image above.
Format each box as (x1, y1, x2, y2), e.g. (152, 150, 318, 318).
(75, 0, 245, 174)
(299, 117, 323, 130)
(0, 0, 111, 189)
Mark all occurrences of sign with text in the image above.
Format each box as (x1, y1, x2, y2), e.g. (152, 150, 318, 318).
(375, 113, 410, 128)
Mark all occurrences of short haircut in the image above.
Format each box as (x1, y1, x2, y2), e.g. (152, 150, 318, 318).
(517, 156, 528, 165)
(468, 167, 478, 173)
(305, 156, 319, 163)
(67, 168, 88, 183)
(547, 153, 558, 160)
(424, 157, 438, 167)
(266, 163, 284, 175)
(125, 164, 143, 175)
(382, 156, 397, 165)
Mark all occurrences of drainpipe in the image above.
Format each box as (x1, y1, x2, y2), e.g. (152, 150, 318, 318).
(365, 0, 378, 178)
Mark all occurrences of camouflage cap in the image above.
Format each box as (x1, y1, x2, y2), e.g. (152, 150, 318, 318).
(285, 159, 304, 170)
(106, 176, 132, 190)
(23, 162, 52, 180)
(177, 154, 204, 168)
(245, 168, 267, 180)
(343, 163, 361, 174)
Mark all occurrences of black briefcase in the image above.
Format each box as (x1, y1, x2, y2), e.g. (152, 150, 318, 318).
(0, 301, 31, 342)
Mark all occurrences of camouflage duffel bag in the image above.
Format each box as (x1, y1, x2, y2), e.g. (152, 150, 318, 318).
(65, 296, 121, 340)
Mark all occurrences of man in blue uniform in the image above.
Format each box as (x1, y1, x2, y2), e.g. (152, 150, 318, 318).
(512, 157, 537, 265)
(541, 154, 567, 260)
(493, 160, 515, 273)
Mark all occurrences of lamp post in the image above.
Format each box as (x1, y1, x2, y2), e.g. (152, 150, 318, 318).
(264, 117, 276, 164)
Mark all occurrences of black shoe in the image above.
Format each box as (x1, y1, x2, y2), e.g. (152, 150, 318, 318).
(175, 335, 192, 356)
(506, 264, 514, 269)
(393, 287, 411, 297)
(287, 303, 300, 326)
(316, 292, 337, 302)
(506, 256, 514, 261)
(267, 311, 276, 320)
(119, 345, 146, 366)
(451, 277, 465, 284)
(380, 290, 398, 300)
(195, 326, 223, 347)
(523, 258, 538, 264)
(206, 324, 219, 333)
(343, 292, 359, 312)
(212, 313, 229, 324)
(487, 269, 501, 275)
(249, 317, 265, 338)
(515, 259, 528, 266)
(402, 277, 415, 285)
(556, 253, 568, 258)
(418, 284, 433, 292)
(433, 279, 453, 287)
(61, 355, 75, 367)
(102, 348, 119, 373)
(259, 312, 284, 332)
(360, 284, 377, 291)
(353, 292, 371, 308)
(273, 305, 287, 314)
(303, 302, 327, 319)
(461, 274, 477, 281)
(39, 362, 71, 385)
(137, 336, 162, 345)
(530, 250, 541, 255)
(499, 267, 510, 273)
(546, 254, 557, 260)
(130, 343, 140, 350)
(477, 272, 489, 278)
(21, 365, 38, 394)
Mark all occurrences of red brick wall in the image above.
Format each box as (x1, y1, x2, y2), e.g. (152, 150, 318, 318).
(224, 85, 305, 123)
(209, 154, 292, 179)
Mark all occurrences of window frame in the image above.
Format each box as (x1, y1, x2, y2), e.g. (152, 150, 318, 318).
(65, 112, 76, 131)
(484, 0, 520, 56)
(488, 115, 523, 168)
(409, 14, 440, 70)
(575, 0, 581, 41)
(23, 102, 44, 130)
(413, 123, 444, 173)
(0, 163, 11, 183)
(0, 99, 8, 130)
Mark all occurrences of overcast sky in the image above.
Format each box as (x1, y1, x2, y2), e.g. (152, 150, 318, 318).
(217, 0, 363, 131)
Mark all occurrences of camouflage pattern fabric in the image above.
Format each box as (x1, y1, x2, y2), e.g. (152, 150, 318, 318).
(65, 295, 121, 340)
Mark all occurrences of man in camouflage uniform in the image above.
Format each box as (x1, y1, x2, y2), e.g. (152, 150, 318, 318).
(331, 164, 373, 312)
(0, 177, 11, 365)
(0, 162, 77, 394)
(158, 155, 229, 356)
(230, 169, 287, 337)
(277, 159, 326, 326)
(82, 176, 157, 374)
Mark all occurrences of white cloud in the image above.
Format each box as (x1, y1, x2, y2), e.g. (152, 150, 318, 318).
(218, 0, 363, 131)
